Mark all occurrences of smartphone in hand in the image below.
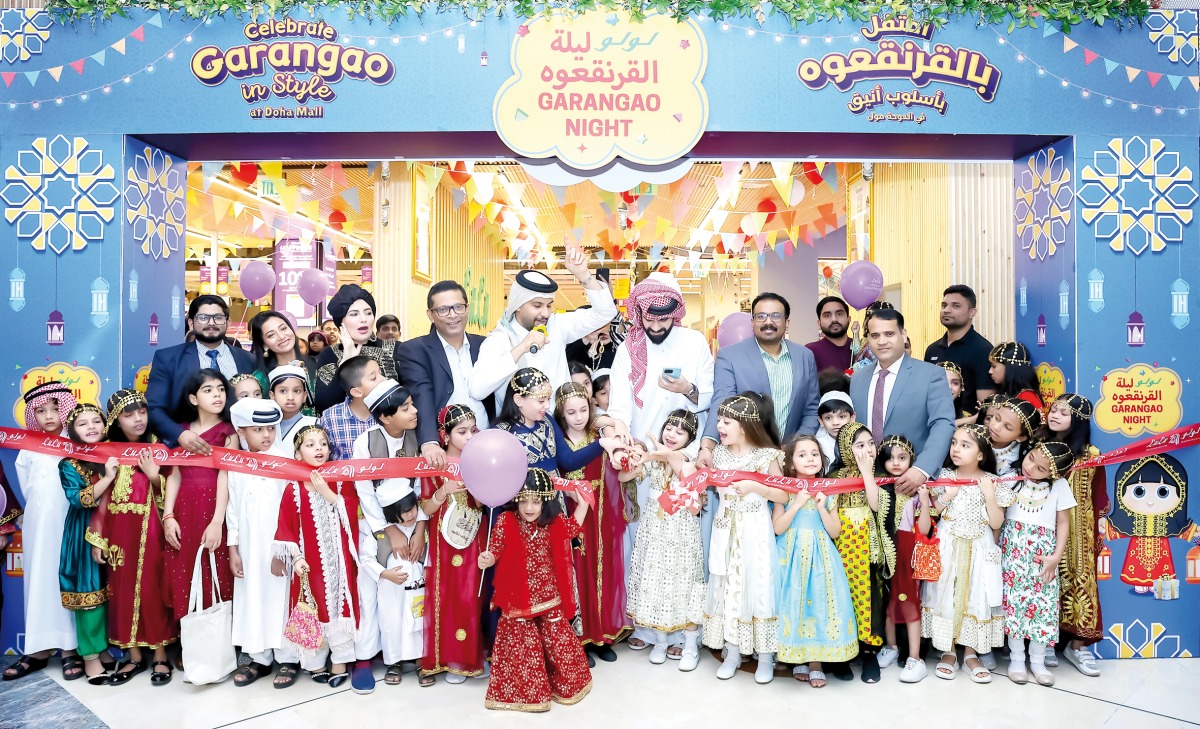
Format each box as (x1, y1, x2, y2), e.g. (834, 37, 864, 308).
(662, 367, 682, 379)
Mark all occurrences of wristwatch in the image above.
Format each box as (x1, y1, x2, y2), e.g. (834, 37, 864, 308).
(687, 383, 698, 400)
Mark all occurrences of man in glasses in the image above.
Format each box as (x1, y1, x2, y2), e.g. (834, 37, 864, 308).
(146, 294, 255, 452)
(397, 280, 495, 469)
(696, 292, 820, 468)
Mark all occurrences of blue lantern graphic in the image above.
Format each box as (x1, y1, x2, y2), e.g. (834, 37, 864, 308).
(1087, 269, 1105, 313)
(1171, 278, 1190, 329)
(1019, 277, 1028, 316)
(171, 285, 182, 329)
(129, 269, 139, 312)
(9, 268, 25, 312)
(1058, 279, 1070, 329)
(90, 277, 110, 328)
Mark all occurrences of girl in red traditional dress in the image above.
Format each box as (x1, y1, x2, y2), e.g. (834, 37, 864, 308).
(96, 389, 176, 686)
(478, 468, 593, 713)
(1104, 454, 1196, 594)
(555, 382, 628, 665)
(273, 425, 361, 688)
(162, 369, 238, 632)
(418, 404, 485, 687)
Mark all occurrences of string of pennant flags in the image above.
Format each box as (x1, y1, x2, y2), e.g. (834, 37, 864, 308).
(1, 12, 167, 88)
(1034, 19, 1199, 92)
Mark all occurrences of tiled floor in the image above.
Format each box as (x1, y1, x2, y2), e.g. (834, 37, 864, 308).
(8, 648, 1200, 729)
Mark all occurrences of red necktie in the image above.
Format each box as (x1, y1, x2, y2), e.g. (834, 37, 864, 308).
(871, 368, 890, 443)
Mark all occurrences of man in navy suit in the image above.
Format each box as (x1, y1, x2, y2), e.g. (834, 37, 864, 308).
(397, 280, 494, 469)
(146, 294, 255, 451)
(850, 307, 955, 495)
(697, 293, 820, 467)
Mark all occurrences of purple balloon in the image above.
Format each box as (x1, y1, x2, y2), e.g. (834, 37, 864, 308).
(239, 261, 276, 302)
(460, 429, 529, 508)
(297, 268, 331, 307)
(716, 311, 753, 348)
(280, 310, 298, 330)
(839, 260, 885, 310)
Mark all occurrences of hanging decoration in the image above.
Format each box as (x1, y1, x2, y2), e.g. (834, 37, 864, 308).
(1018, 276, 1028, 316)
(1171, 278, 1190, 329)
(230, 162, 258, 187)
(149, 313, 160, 346)
(90, 277, 111, 328)
(1087, 268, 1105, 312)
(1037, 313, 1047, 346)
(1059, 279, 1070, 329)
(128, 269, 139, 312)
(328, 209, 347, 231)
(46, 310, 65, 346)
(8, 268, 25, 312)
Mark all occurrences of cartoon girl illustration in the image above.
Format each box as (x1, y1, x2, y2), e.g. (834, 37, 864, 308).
(1103, 454, 1198, 594)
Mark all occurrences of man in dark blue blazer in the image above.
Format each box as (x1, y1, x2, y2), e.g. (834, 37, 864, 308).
(396, 280, 495, 470)
(697, 293, 820, 466)
(850, 307, 955, 495)
(146, 295, 255, 451)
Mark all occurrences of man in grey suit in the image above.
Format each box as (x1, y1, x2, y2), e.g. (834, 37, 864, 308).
(696, 293, 820, 467)
(851, 307, 955, 495)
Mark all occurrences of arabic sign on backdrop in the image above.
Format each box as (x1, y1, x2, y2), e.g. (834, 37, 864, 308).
(797, 14, 1001, 124)
(1036, 362, 1065, 410)
(11, 363, 104, 428)
(1095, 364, 1183, 436)
(493, 11, 708, 170)
(190, 18, 396, 119)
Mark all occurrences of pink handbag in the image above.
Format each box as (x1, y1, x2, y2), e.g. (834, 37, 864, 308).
(283, 573, 323, 650)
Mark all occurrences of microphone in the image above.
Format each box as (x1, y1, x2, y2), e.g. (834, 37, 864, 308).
(529, 325, 549, 355)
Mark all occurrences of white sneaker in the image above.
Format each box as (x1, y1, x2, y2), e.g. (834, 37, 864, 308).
(445, 673, 467, 685)
(717, 645, 741, 680)
(1044, 650, 1059, 667)
(877, 645, 899, 669)
(679, 631, 700, 673)
(978, 651, 997, 671)
(754, 653, 775, 684)
(649, 644, 669, 665)
(898, 657, 928, 683)
(1064, 646, 1101, 677)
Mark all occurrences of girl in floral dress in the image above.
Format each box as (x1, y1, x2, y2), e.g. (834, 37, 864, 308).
(1001, 441, 1076, 687)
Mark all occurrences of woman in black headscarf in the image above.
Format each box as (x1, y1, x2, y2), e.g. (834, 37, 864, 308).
(313, 284, 403, 410)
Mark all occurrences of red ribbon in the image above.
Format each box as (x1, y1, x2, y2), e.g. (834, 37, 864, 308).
(0, 427, 594, 506)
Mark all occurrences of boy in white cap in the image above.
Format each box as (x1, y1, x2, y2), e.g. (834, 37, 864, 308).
(226, 399, 301, 688)
(362, 479, 426, 685)
(267, 364, 318, 458)
(470, 244, 616, 412)
(348, 379, 429, 694)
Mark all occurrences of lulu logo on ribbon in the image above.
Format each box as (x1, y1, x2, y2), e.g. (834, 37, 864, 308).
(1095, 364, 1183, 436)
(494, 11, 709, 170)
(191, 17, 395, 120)
(797, 14, 1001, 123)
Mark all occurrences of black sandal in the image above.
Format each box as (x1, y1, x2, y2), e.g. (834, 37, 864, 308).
(2, 654, 49, 681)
(273, 663, 300, 689)
(108, 659, 148, 686)
(233, 662, 272, 687)
(418, 673, 436, 687)
(384, 663, 403, 686)
(310, 670, 331, 684)
(61, 655, 86, 681)
(327, 671, 348, 688)
(150, 660, 173, 686)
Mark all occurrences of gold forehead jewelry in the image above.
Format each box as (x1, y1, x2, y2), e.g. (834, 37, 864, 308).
(718, 395, 761, 422)
(666, 414, 698, 436)
(1035, 442, 1071, 480)
(513, 370, 551, 397)
(998, 398, 1039, 436)
(990, 342, 1031, 366)
(555, 384, 590, 406)
(1054, 393, 1093, 421)
(515, 468, 556, 502)
(105, 391, 147, 431)
(880, 435, 915, 460)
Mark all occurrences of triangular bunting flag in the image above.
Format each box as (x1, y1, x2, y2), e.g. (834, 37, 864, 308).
(111, 38, 126, 54)
(1062, 37, 1078, 53)
(301, 200, 319, 221)
(451, 187, 466, 209)
(1042, 21, 1059, 37)
(70, 59, 86, 75)
(47, 67, 63, 82)
(131, 25, 145, 42)
(232, 201, 245, 217)
(550, 185, 568, 206)
(424, 166, 446, 199)
(1147, 71, 1162, 87)
(709, 210, 728, 231)
(278, 186, 299, 214)
(211, 196, 231, 223)
(1083, 49, 1099, 65)
(560, 203, 576, 227)
(338, 186, 361, 213)
(147, 12, 163, 27)
(365, 161, 379, 178)
(823, 165, 838, 192)
(1192, 76, 1200, 91)
(1, 72, 13, 88)
(90, 49, 106, 66)
(1126, 66, 1141, 83)
(260, 161, 283, 182)
(770, 173, 792, 202)
(507, 182, 527, 203)
(200, 161, 223, 191)
(484, 202, 502, 224)
(1103, 59, 1118, 75)
(324, 161, 347, 187)
(1168, 74, 1183, 90)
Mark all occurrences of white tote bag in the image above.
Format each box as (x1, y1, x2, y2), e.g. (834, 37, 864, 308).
(181, 547, 237, 685)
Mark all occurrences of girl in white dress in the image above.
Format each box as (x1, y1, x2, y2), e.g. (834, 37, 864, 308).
(702, 393, 787, 685)
(622, 409, 706, 671)
(371, 481, 427, 683)
(225, 399, 298, 689)
(5, 382, 80, 681)
(922, 424, 1005, 684)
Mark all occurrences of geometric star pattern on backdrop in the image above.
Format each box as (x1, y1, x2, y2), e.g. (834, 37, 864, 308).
(1015, 145, 1074, 261)
(0, 9, 53, 64)
(1146, 10, 1199, 66)
(125, 146, 185, 260)
(1101, 619, 1194, 659)
(0, 135, 120, 254)
(1078, 137, 1197, 256)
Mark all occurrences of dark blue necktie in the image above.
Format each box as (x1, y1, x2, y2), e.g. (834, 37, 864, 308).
(207, 349, 220, 372)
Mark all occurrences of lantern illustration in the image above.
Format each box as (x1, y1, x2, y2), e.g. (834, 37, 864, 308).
(480, 51, 488, 66)
(1126, 311, 1145, 347)
(1171, 278, 1190, 329)
(1036, 314, 1047, 346)
(1097, 544, 1111, 580)
(4, 531, 21, 577)
(1059, 279, 1070, 329)
(46, 310, 65, 346)
(149, 313, 159, 346)
(90, 277, 110, 328)
(9, 268, 25, 312)
(128, 269, 139, 312)
(1019, 277, 1028, 316)
(1088, 269, 1105, 312)
(1186, 545, 1200, 584)
(171, 285, 182, 329)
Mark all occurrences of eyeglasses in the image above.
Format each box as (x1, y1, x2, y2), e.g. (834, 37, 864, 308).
(752, 312, 786, 322)
(194, 314, 228, 325)
(430, 304, 467, 316)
